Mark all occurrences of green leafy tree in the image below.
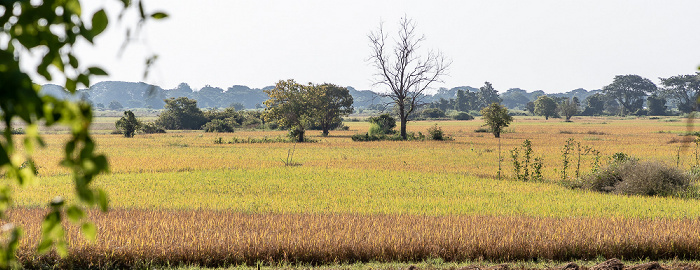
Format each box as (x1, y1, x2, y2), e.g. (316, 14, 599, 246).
(647, 94, 667, 116)
(0, 0, 166, 267)
(368, 17, 449, 140)
(477, 81, 501, 109)
(581, 93, 605, 116)
(526, 101, 535, 114)
(368, 114, 397, 135)
(264, 79, 314, 142)
(311, 84, 354, 136)
(115, 110, 142, 137)
(421, 108, 447, 119)
(659, 73, 700, 113)
(156, 97, 207, 130)
(603, 74, 657, 115)
(454, 90, 469, 112)
(558, 98, 579, 121)
(480, 103, 513, 138)
(534, 95, 558, 120)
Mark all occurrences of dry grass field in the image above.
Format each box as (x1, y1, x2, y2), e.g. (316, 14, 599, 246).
(6, 116, 700, 268)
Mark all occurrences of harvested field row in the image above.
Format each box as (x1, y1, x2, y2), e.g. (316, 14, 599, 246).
(8, 209, 700, 269)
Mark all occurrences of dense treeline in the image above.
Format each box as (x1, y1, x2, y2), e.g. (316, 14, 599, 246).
(43, 73, 699, 119)
(424, 73, 700, 118)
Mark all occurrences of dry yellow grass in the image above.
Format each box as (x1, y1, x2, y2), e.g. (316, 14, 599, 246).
(9, 208, 700, 268)
(25, 116, 700, 180)
(7, 116, 700, 267)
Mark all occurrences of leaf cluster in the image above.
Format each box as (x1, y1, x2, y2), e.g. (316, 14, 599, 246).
(0, 0, 167, 266)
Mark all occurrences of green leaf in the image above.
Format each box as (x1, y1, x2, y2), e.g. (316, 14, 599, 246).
(91, 9, 108, 36)
(37, 239, 54, 254)
(97, 189, 109, 211)
(66, 206, 84, 223)
(0, 145, 9, 166)
(68, 54, 79, 68)
(150, 12, 168, 19)
(87, 67, 108, 76)
(81, 222, 97, 242)
(138, 0, 145, 19)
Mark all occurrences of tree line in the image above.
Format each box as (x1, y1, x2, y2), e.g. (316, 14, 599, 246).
(423, 73, 700, 120)
(116, 80, 354, 142)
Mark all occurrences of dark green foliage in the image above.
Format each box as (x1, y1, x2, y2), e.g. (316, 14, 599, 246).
(647, 94, 667, 116)
(477, 82, 501, 109)
(115, 110, 141, 137)
(603, 74, 657, 115)
(534, 95, 558, 120)
(140, 122, 166, 134)
(156, 97, 207, 130)
(480, 103, 513, 138)
(558, 98, 579, 121)
(582, 160, 690, 197)
(452, 112, 474, 120)
(368, 114, 397, 135)
(427, 124, 445, 140)
(0, 0, 165, 266)
(202, 107, 239, 132)
(421, 108, 447, 119)
(202, 119, 235, 133)
(452, 89, 478, 112)
(659, 73, 700, 113)
(581, 93, 605, 116)
(312, 84, 354, 136)
(525, 102, 535, 114)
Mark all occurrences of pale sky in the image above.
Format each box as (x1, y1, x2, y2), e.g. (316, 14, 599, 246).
(68, 0, 700, 94)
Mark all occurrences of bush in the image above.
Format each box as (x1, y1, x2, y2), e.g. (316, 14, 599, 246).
(427, 124, 445, 140)
(581, 160, 691, 197)
(202, 119, 234, 133)
(421, 108, 447, 119)
(368, 114, 396, 135)
(452, 112, 474, 120)
(140, 122, 166, 134)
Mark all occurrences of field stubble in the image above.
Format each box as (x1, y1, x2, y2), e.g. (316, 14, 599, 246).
(10, 209, 700, 268)
(8, 116, 700, 267)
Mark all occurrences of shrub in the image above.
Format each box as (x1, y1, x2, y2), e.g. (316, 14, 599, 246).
(421, 108, 447, 119)
(368, 114, 396, 135)
(140, 122, 166, 134)
(115, 110, 141, 138)
(581, 160, 691, 197)
(368, 123, 382, 137)
(452, 112, 474, 120)
(202, 119, 234, 133)
(427, 124, 445, 140)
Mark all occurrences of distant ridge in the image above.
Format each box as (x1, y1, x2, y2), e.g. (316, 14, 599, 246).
(39, 81, 598, 110)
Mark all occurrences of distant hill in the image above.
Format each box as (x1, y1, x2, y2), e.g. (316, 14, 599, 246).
(40, 81, 600, 111)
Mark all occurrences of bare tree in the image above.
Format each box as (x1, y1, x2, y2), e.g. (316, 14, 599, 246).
(368, 17, 450, 140)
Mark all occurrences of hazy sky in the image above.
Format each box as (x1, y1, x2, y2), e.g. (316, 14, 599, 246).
(70, 0, 700, 94)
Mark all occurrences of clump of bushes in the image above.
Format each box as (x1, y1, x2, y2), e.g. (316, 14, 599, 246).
(581, 159, 691, 197)
(452, 111, 474, 120)
(427, 124, 448, 140)
(202, 119, 234, 133)
(140, 122, 166, 134)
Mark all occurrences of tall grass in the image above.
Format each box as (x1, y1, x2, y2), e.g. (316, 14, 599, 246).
(9, 209, 700, 268)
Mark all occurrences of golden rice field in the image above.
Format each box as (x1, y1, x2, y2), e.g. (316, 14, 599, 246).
(7, 116, 700, 268)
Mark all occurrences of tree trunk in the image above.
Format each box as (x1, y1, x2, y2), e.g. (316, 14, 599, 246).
(322, 122, 329, 137)
(399, 104, 407, 140)
(297, 129, 305, 142)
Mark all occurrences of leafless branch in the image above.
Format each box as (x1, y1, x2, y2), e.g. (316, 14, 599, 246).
(367, 17, 451, 139)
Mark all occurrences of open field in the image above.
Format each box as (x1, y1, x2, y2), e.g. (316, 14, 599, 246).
(7, 116, 700, 268)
